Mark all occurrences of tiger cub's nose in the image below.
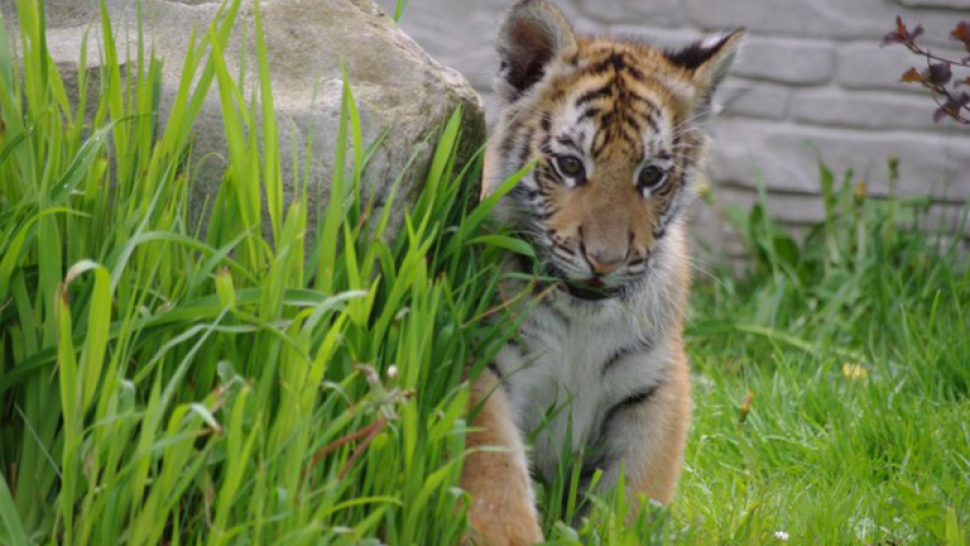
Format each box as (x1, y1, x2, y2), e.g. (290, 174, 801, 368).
(585, 250, 623, 276)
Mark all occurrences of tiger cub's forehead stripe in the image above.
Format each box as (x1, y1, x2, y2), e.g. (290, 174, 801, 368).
(575, 85, 613, 107)
(567, 89, 667, 160)
(552, 48, 682, 163)
(569, 73, 663, 120)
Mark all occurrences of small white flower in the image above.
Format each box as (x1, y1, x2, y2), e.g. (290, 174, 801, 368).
(387, 365, 399, 379)
(774, 531, 789, 542)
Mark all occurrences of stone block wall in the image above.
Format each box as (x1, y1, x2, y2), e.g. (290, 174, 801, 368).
(380, 0, 970, 257)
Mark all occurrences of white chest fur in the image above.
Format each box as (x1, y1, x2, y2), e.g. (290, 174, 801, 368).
(493, 278, 677, 482)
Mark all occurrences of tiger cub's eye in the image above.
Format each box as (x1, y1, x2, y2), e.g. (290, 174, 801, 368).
(555, 155, 585, 181)
(638, 165, 667, 191)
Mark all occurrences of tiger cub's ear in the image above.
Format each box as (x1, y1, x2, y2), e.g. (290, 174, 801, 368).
(665, 29, 745, 116)
(496, 0, 577, 103)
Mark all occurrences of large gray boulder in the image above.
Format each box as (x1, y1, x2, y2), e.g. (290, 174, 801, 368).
(2, 0, 484, 241)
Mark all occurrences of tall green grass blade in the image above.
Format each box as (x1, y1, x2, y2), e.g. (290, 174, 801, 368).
(253, 0, 282, 245)
(392, 0, 411, 22)
(317, 77, 352, 293)
(0, 474, 27, 546)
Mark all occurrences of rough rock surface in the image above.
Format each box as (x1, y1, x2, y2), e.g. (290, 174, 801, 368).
(2, 0, 484, 240)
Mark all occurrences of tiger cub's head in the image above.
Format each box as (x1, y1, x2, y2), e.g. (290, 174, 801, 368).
(484, 0, 742, 301)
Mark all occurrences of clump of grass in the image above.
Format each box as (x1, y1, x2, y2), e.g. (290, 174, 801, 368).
(0, 1, 521, 544)
(680, 163, 970, 545)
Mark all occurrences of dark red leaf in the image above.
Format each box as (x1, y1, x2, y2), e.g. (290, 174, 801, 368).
(926, 62, 953, 86)
(936, 92, 970, 123)
(951, 21, 970, 51)
(910, 25, 924, 41)
(896, 16, 909, 40)
(881, 31, 905, 47)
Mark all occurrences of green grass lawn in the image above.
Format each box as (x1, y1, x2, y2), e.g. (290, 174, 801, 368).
(674, 178, 970, 545)
(1, 1, 968, 545)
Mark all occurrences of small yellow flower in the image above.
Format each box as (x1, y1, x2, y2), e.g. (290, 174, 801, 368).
(842, 362, 869, 381)
(738, 390, 754, 425)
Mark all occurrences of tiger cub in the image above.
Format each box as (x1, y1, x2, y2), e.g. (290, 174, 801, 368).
(459, 1, 743, 544)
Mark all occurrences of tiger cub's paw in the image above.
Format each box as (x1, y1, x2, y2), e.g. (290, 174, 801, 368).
(462, 494, 543, 546)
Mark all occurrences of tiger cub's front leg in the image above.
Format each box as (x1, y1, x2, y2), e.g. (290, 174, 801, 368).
(460, 370, 543, 546)
(616, 346, 693, 506)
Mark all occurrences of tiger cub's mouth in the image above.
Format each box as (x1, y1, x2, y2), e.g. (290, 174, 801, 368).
(563, 277, 621, 301)
(529, 261, 624, 301)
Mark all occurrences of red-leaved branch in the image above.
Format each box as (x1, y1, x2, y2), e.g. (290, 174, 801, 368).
(882, 16, 970, 125)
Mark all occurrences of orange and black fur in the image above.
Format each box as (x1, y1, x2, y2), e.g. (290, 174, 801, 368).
(460, 2, 743, 544)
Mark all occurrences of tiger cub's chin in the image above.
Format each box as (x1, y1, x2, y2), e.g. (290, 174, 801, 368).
(461, 1, 743, 544)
